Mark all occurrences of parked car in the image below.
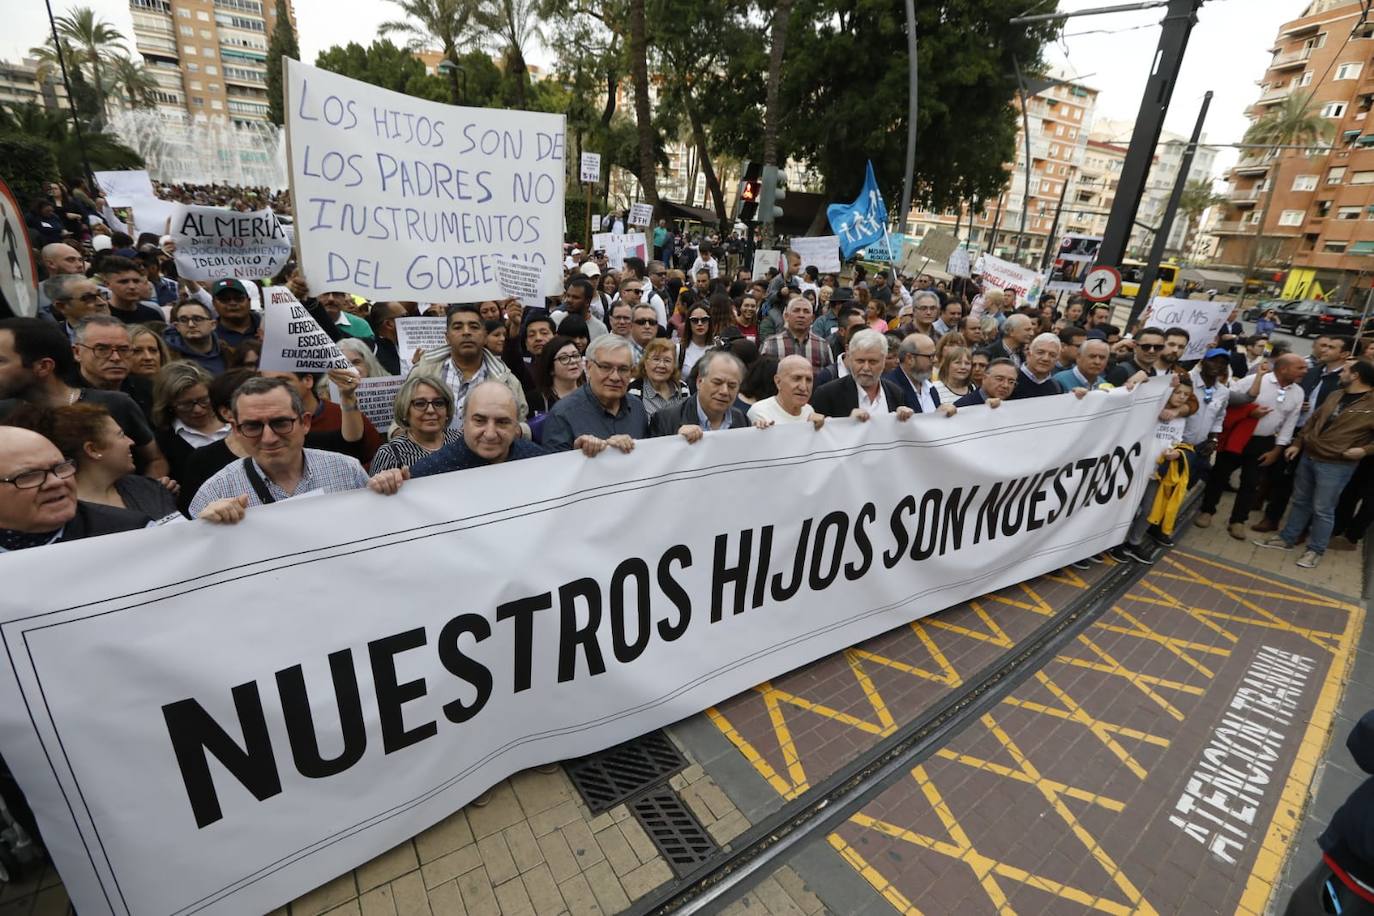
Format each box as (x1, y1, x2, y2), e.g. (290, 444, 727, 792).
(1265, 299, 1363, 338)
(1242, 298, 1290, 322)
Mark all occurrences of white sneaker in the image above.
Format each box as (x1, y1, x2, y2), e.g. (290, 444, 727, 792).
(1252, 536, 1293, 551)
(1296, 550, 1321, 569)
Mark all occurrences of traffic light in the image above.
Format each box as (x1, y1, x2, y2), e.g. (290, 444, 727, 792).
(759, 164, 786, 226)
(734, 160, 762, 221)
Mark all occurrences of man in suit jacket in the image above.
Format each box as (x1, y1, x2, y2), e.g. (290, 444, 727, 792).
(811, 329, 916, 421)
(650, 349, 754, 442)
(884, 333, 954, 415)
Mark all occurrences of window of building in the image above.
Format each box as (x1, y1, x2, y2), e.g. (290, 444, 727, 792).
(1329, 166, 1347, 184)
(1337, 62, 1363, 80)
(1313, 33, 1328, 49)
(206, 65, 218, 74)
(208, 83, 219, 92)
(211, 99, 223, 110)
(1338, 205, 1363, 219)
(1322, 101, 1348, 118)
(1300, 71, 1313, 86)
(180, 24, 193, 35)
(192, 96, 204, 106)
(178, 7, 190, 16)
(1293, 174, 1318, 190)
(1352, 240, 1374, 255)
(186, 61, 199, 72)
(1278, 210, 1305, 226)
(1040, 179, 1053, 192)
(200, 29, 212, 39)
(183, 44, 197, 55)
(189, 80, 202, 90)
(1055, 124, 1064, 136)
(1325, 240, 1349, 252)
(1352, 170, 1374, 184)
(197, 9, 209, 19)
(1316, 200, 1333, 217)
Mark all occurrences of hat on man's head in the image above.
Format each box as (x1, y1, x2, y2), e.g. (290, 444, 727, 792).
(829, 286, 855, 303)
(91, 235, 112, 252)
(1202, 347, 1230, 360)
(210, 278, 249, 298)
(1085, 328, 1109, 341)
(579, 261, 601, 278)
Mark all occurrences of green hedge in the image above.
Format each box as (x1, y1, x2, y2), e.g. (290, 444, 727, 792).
(0, 134, 59, 208)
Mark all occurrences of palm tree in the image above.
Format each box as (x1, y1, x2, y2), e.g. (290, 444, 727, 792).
(1176, 178, 1222, 260)
(379, 0, 478, 73)
(0, 102, 143, 178)
(475, 0, 544, 108)
(106, 53, 159, 110)
(1237, 93, 1334, 307)
(32, 8, 130, 125)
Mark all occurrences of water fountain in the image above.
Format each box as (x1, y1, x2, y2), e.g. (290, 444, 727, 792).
(107, 108, 287, 189)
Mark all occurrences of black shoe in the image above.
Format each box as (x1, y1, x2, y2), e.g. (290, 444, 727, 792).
(1108, 546, 1133, 564)
(1071, 558, 1093, 570)
(1120, 543, 1156, 565)
(1148, 529, 1176, 548)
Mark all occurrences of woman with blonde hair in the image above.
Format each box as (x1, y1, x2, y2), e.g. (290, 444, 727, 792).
(128, 324, 171, 381)
(934, 346, 974, 404)
(338, 337, 389, 378)
(628, 338, 688, 417)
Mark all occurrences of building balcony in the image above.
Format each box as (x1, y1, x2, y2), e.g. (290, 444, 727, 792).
(1269, 47, 1313, 71)
(1227, 186, 1263, 205)
(1255, 86, 1292, 106)
(1232, 157, 1272, 177)
(1213, 220, 1255, 235)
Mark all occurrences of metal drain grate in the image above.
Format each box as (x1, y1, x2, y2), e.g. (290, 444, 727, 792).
(563, 730, 687, 812)
(629, 786, 718, 875)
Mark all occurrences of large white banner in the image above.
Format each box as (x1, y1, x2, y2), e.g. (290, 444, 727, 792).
(0, 383, 1170, 916)
(284, 58, 565, 301)
(978, 254, 1045, 307)
(1138, 296, 1234, 361)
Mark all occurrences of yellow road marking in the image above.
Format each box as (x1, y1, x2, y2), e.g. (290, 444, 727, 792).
(826, 833, 923, 915)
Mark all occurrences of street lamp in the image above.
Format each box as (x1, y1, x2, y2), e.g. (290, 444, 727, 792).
(436, 59, 466, 106)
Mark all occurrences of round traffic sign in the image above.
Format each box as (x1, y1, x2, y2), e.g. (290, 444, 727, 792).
(1082, 266, 1122, 302)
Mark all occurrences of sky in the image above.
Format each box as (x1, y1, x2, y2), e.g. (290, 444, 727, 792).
(4, 0, 1300, 186)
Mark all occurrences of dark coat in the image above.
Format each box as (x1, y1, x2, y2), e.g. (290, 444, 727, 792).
(649, 394, 749, 436)
(810, 376, 907, 418)
(882, 368, 942, 412)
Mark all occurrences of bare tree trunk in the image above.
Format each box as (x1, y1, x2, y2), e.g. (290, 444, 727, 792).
(628, 0, 659, 205)
(685, 93, 727, 224)
(763, 0, 792, 168)
(509, 48, 528, 108)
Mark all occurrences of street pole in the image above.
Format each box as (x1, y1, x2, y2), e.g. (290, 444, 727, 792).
(1039, 177, 1072, 272)
(987, 193, 1005, 256)
(1095, 0, 1203, 270)
(899, 0, 917, 233)
(584, 181, 593, 253)
(1128, 90, 1212, 327)
(43, 0, 93, 186)
(1012, 55, 1034, 264)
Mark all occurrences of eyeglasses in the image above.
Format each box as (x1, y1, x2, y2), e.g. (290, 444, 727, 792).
(689, 317, 711, 325)
(1, 459, 76, 490)
(174, 396, 212, 411)
(1137, 343, 1164, 351)
(912, 351, 937, 358)
(175, 315, 213, 326)
(588, 359, 633, 377)
(409, 398, 448, 413)
(71, 292, 105, 304)
(555, 353, 582, 366)
(236, 416, 300, 438)
(633, 318, 657, 326)
(77, 343, 131, 359)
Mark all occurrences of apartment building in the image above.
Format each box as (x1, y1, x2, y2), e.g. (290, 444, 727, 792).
(0, 58, 68, 112)
(906, 73, 1099, 267)
(1214, 0, 1374, 301)
(127, 0, 295, 125)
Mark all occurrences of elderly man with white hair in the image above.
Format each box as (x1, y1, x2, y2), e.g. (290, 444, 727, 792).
(1013, 332, 1091, 400)
(748, 355, 827, 429)
(650, 349, 766, 442)
(810, 329, 915, 421)
(988, 313, 1034, 368)
(542, 334, 649, 455)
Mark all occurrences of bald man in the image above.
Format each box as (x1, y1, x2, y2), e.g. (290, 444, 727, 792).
(1197, 352, 1308, 539)
(410, 381, 549, 476)
(0, 427, 146, 550)
(36, 242, 88, 321)
(747, 355, 826, 428)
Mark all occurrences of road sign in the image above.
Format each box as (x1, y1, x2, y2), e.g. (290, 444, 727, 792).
(1082, 265, 1122, 302)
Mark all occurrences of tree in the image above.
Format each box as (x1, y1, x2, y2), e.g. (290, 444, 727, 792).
(380, 0, 479, 72)
(106, 53, 158, 110)
(1238, 93, 1334, 306)
(626, 0, 658, 207)
(0, 102, 143, 182)
(266, 0, 300, 126)
(316, 39, 444, 99)
(475, 0, 545, 107)
(1176, 178, 1222, 260)
(30, 8, 128, 126)
(762, 0, 792, 171)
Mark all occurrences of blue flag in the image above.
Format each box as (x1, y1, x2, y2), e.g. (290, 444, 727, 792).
(827, 162, 889, 260)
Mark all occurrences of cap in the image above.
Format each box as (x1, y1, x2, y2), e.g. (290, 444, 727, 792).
(91, 235, 112, 252)
(579, 261, 601, 278)
(829, 286, 855, 302)
(1085, 328, 1109, 341)
(211, 278, 249, 297)
(1202, 347, 1230, 360)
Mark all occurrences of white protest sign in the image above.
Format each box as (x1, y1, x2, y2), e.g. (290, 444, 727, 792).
(1137, 297, 1234, 361)
(285, 58, 565, 302)
(752, 249, 784, 280)
(0, 178, 38, 318)
(628, 202, 654, 227)
(791, 236, 841, 273)
(494, 257, 546, 310)
(93, 170, 179, 236)
(591, 231, 648, 270)
(170, 205, 293, 281)
(978, 254, 1044, 307)
(329, 374, 403, 433)
(395, 316, 448, 369)
(0, 382, 1171, 916)
(258, 285, 352, 372)
(948, 247, 971, 279)
(580, 151, 602, 183)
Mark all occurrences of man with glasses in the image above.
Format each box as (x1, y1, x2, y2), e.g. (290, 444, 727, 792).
(165, 301, 229, 375)
(643, 260, 670, 327)
(69, 315, 155, 420)
(44, 274, 108, 343)
(629, 305, 660, 354)
(1197, 352, 1307, 539)
(542, 335, 648, 454)
(0, 426, 147, 553)
(189, 376, 406, 523)
(607, 301, 641, 361)
(410, 382, 548, 475)
(760, 296, 834, 375)
(956, 357, 1019, 409)
(210, 279, 262, 348)
(886, 333, 953, 415)
(1106, 326, 1166, 386)
(909, 291, 941, 339)
(0, 318, 168, 478)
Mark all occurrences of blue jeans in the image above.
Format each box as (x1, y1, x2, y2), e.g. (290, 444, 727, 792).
(1280, 455, 1358, 554)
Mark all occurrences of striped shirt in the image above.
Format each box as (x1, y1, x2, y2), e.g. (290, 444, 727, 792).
(369, 430, 463, 473)
(760, 331, 835, 373)
(188, 448, 370, 516)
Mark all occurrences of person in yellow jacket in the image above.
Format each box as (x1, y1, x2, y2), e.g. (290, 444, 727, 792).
(1112, 378, 1197, 565)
